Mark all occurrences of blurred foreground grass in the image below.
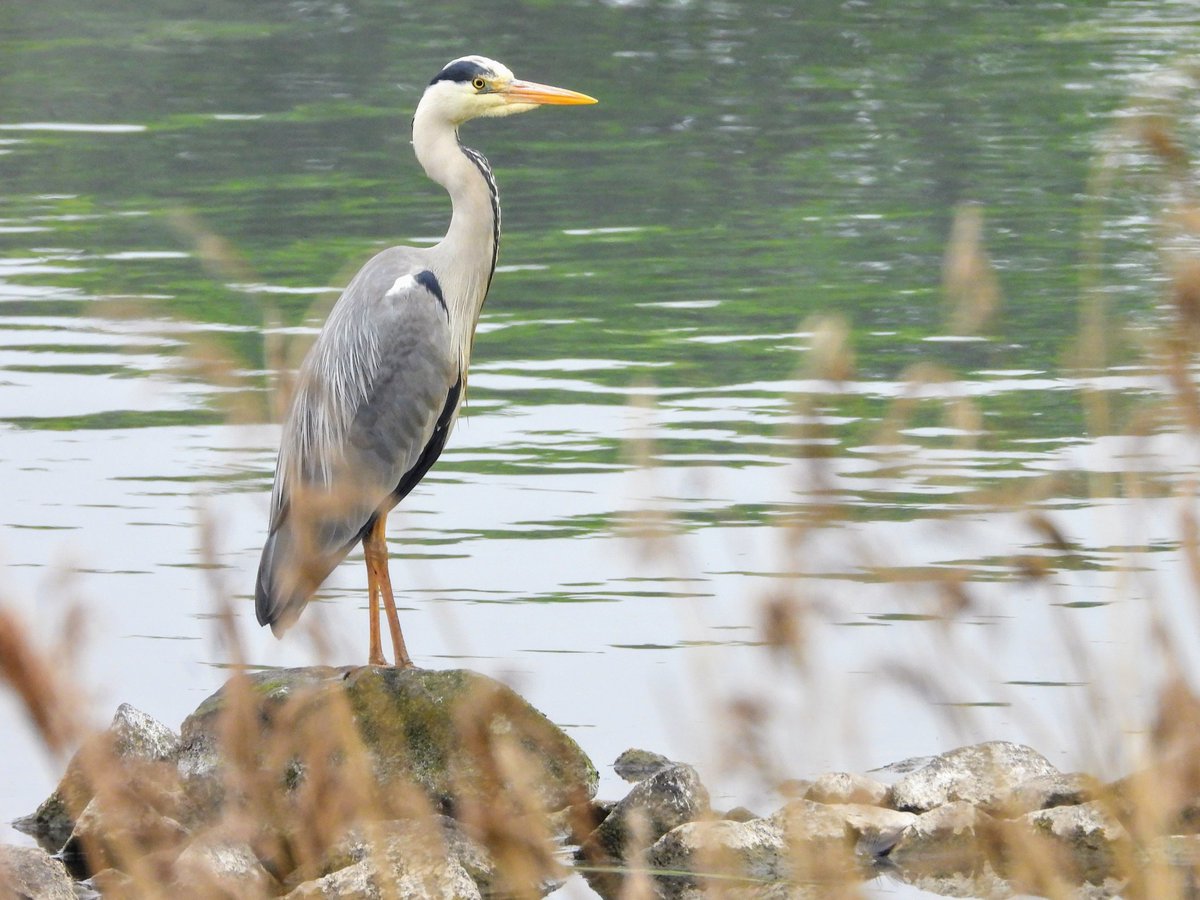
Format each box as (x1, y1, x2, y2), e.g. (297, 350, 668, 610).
(9, 60, 1200, 900)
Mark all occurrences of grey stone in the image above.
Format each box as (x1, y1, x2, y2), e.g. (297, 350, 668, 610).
(645, 801, 899, 896)
(767, 799, 915, 864)
(766, 800, 871, 882)
(14, 704, 180, 852)
(318, 818, 493, 895)
(613, 748, 675, 783)
(888, 742, 1060, 813)
(110, 702, 179, 761)
(1003, 771, 1099, 816)
(284, 841, 482, 900)
(1072, 879, 1128, 899)
(439, 822, 494, 892)
(803, 771, 888, 806)
(887, 800, 995, 869)
(881, 796, 1129, 897)
(171, 833, 277, 897)
(1021, 800, 1129, 882)
(836, 805, 918, 857)
(580, 763, 710, 860)
(768, 799, 853, 848)
(547, 800, 613, 844)
(647, 818, 788, 892)
(0, 844, 75, 900)
(62, 795, 189, 876)
(12, 790, 75, 855)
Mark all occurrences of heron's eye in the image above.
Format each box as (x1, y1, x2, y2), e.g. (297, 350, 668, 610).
(471, 77, 487, 92)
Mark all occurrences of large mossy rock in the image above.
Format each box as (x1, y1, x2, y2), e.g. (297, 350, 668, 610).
(177, 666, 597, 819)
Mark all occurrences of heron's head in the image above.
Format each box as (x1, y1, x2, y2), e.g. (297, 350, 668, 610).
(420, 56, 597, 125)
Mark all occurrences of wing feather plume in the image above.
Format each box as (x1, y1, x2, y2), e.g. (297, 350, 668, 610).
(256, 251, 459, 632)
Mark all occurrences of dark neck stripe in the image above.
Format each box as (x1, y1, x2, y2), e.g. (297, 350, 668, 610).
(458, 141, 500, 295)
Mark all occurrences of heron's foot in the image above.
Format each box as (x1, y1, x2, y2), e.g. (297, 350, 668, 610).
(391, 645, 415, 669)
(368, 651, 388, 667)
(362, 659, 413, 668)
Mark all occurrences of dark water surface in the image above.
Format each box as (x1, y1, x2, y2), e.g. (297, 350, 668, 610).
(4, 1, 1200, 892)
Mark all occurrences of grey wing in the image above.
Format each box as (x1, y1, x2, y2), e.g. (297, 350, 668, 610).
(256, 255, 460, 634)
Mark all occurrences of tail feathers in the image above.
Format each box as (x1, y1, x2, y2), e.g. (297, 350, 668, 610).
(255, 525, 342, 635)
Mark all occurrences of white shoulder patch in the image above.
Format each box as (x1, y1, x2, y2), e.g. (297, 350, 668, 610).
(385, 274, 418, 299)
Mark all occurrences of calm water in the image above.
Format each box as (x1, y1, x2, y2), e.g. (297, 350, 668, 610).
(4, 1, 1200, 893)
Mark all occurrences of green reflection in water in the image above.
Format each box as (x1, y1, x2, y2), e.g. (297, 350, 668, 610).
(0, 0, 1192, 570)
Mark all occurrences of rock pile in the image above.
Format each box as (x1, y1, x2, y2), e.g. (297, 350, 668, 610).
(575, 741, 1136, 899)
(4, 669, 1194, 899)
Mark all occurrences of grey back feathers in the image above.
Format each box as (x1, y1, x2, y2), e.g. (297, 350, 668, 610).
(256, 251, 461, 632)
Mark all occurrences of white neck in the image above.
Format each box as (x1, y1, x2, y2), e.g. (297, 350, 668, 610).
(411, 96, 499, 367)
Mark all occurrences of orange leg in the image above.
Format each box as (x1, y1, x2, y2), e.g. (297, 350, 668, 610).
(365, 522, 385, 666)
(363, 514, 413, 668)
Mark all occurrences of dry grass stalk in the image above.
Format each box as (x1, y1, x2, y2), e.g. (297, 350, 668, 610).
(0, 608, 81, 758)
(943, 204, 1000, 335)
(451, 681, 567, 899)
(804, 314, 855, 383)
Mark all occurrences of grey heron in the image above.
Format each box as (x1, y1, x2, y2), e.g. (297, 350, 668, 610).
(255, 56, 596, 667)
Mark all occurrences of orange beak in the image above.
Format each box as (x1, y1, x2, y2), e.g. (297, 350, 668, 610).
(502, 79, 598, 106)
